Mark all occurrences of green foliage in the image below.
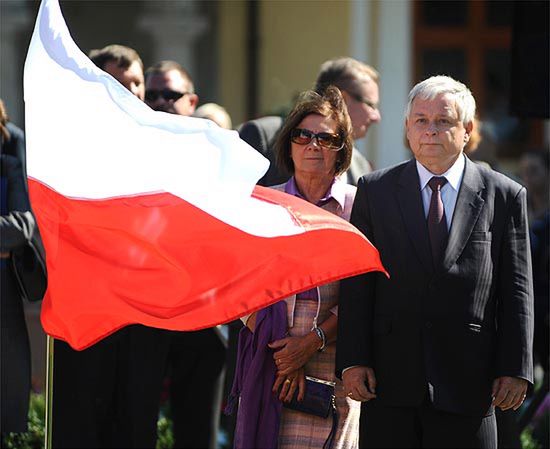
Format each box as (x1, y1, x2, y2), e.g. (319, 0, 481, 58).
(2, 393, 45, 449)
(155, 402, 174, 449)
(2, 394, 178, 449)
(521, 426, 541, 449)
(155, 415, 174, 449)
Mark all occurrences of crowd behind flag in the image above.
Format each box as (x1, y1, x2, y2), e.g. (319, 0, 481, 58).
(24, 0, 386, 350)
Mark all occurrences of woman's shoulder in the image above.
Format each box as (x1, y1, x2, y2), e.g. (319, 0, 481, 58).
(337, 179, 357, 201)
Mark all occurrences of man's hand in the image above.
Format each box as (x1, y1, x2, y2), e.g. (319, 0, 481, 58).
(492, 376, 528, 411)
(342, 366, 377, 402)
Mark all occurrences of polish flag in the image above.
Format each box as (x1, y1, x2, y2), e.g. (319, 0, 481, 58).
(25, 0, 387, 350)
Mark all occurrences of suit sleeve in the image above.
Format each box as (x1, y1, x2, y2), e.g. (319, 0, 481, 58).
(1, 154, 47, 302)
(335, 177, 378, 377)
(1, 154, 33, 251)
(495, 186, 534, 382)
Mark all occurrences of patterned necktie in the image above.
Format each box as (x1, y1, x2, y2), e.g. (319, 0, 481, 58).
(427, 176, 448, 264)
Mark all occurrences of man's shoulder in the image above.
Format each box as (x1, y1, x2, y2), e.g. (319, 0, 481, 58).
(238, 116, 283, 138)
(238, 115, 283, 156)
(468, 159, 524, 197)
(360, 159, 412, 185)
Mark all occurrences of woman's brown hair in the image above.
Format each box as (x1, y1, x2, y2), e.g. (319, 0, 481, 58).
(274, 86, 353, 177)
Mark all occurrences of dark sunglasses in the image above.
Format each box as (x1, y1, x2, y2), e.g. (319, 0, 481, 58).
(144, 89, 189, 103)
(290, 128, 344, 151)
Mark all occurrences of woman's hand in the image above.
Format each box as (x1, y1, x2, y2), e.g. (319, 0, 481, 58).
(268, 333, 320, 376)
(272, 367, 306, 402)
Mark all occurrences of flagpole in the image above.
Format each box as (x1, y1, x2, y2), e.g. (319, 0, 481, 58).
(44, 335, 54, 449)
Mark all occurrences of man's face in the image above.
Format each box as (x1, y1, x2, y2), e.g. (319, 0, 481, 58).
(406, 93, 472, 173)
(342, 78, 381, 140)
(103, 60, 145, 101)
(144, 69, 198, 116)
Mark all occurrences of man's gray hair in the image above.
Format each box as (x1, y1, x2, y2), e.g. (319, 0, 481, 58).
(405, 75, 476, 126)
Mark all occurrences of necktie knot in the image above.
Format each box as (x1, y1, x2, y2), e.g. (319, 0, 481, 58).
(428, 176, 447, 192)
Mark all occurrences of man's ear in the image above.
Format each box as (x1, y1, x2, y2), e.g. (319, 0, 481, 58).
(189, 94, 199, 110)
(464, 120, 473, 138)
(340, 90, 352, 109)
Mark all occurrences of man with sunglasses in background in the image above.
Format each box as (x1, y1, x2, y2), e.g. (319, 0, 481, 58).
(142, 60, 227, 449)
(239, 57, 381, 187)
(144, 60, 199, 116)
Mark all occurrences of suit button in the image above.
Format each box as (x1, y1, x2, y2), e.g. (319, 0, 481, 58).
(425, 321, 433, 329)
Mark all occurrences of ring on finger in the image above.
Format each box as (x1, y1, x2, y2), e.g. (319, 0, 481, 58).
(285, 378, 291, 385)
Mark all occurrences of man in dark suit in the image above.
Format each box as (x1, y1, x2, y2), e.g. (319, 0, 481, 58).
(336, 75, 534, 448)
(239, 57, 380, 187)
(143, 60, 226, 449)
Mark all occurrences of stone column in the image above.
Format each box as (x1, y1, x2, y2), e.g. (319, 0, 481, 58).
(137, 1, 209, 78)
(0, 0, 32, 126)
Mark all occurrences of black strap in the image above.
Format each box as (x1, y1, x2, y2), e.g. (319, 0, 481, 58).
(322, 395, 338, 449)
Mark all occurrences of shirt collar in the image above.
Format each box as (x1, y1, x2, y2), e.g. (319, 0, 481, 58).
(416, 153, 465, 192)
(285, 176, 347, 210)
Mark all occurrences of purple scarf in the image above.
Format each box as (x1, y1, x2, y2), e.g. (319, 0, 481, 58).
(226, 301, 287, 449)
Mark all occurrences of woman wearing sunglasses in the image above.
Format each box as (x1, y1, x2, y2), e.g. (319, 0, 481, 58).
(230, 86, 359, 449)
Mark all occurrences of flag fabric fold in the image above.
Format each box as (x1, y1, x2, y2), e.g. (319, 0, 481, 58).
(25, 0, 387, 350)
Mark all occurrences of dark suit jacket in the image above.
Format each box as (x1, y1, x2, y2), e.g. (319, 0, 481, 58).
(238, 116, 372, 187)
(336, 157, 534, 417)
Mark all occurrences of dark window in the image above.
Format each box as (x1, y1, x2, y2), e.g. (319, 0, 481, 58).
(421, 1, 468, 27)
(421, 49, 467, 84)
(486, 1, 513, 27)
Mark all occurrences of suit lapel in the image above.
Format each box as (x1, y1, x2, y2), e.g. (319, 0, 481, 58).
(397, 159, 434, 273)
(440, 157, 486, 274)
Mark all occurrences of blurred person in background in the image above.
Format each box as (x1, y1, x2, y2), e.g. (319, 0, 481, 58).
(518, 150, 549, 449)
(144, 60, 198, 116)
(194, 103, 232, 129)
(239, 57, 380, 187)
(1, 99, 47, 441)
(519, 149, 549, 372)
(89, 44, 145, 101)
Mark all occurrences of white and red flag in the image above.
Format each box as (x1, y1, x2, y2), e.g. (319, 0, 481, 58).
(25, 0, 386, 350)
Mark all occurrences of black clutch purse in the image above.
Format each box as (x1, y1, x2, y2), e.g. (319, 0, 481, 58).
(283, 375, 335, 418)
(282, 376, 338, 449)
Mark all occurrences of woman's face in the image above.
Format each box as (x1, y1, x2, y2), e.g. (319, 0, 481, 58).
(290, 114, 340, 178)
